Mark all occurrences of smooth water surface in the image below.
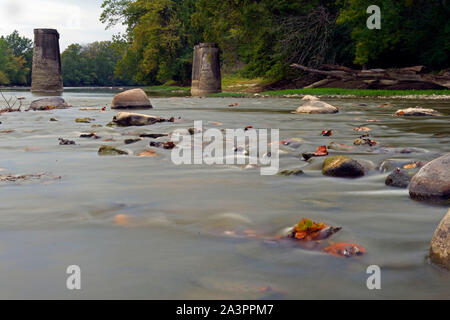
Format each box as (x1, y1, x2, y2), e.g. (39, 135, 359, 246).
(0, 88, 449, 299)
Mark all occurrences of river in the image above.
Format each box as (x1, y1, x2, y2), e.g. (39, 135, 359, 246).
(0, 88, 448, 299)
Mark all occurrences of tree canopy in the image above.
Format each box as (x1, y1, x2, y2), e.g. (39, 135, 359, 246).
(0, 1, 449, 87)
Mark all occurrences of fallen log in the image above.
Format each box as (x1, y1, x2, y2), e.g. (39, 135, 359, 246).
(290, 64, 450, 89)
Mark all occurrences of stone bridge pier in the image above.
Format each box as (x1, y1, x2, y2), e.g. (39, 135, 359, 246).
(31, 29, 63, 93)
(191, 43, 221, 96)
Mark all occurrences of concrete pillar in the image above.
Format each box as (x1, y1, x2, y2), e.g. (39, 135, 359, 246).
(31, 29, 63, 93)
(191, 43, 221, 96)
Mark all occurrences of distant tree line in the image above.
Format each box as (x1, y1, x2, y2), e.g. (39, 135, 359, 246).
(1, 1, 449, 87)
(0, 31, 33, 85)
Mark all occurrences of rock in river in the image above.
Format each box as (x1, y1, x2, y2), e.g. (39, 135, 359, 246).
(98, 145, 128, 156)
(385, 168, 416, 188)
(111, 88, 152, 109)
(409, 153, 450, 203)
(395, 107, 439, 117)
(295, 100, 339, 114)
(29, 97, 70, 110)
(430, 209, 450, 270)
(112, 112, 163, 126)
(322, 156, 365, 178)
(301, 95, 320, 101)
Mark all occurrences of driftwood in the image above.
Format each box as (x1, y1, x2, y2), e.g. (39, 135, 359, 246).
(290, 64, 450, 89)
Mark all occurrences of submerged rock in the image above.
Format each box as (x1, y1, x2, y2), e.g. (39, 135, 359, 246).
(430, 209, 450, 270)
(75, 118, 94, 123)
(111, 88, 152, 109)
(322, 156, 365, 178)
(395, 107, 439, 117)
(112, 112, 163, 126)
(58, 138, 75, 145)
(98, 145, 128, 156)
(29, 97, 70, 110)
(295, 100, 339, 114)
(378, 159, 423, 172)
(409, 153, 450, 203)
(140, 133, 168, 139)
(277, 169, 304, 176)
(385, 168, 416, 188)
(124, 138, 142, 144)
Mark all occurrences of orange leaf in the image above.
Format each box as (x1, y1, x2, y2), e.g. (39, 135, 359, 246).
(353, 126, 371, 132)
(323, 242, 366, 258)
(321, 130, 333, 136)
(314, 145, 328, 156)
(138, 150, 157, 157)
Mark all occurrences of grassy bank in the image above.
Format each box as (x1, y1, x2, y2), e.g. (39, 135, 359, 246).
(143, 85, 190, 96)
(140, 75, 450, 98)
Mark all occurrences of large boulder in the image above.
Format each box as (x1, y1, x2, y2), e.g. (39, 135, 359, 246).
(322, 156, 365, 178)
(112, 112, 163, 126)
(395, 107, 439, 117)
(430, 209, 450, 270)
(29, 97, 70, 110)
(111, 88, 152, 109)
(295, 100, 339, 114)
(409, 153, 450, 203)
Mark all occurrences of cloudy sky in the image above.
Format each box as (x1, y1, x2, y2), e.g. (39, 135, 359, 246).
(0, 0, 127, 50)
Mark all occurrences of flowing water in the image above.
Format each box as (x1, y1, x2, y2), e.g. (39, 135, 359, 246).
(0, 88, 449, 299)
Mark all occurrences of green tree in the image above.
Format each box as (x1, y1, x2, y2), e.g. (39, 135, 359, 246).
(337, 0, 450, 69)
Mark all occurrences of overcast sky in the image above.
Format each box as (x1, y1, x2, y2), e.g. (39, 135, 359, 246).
(0, 0, 127, 50)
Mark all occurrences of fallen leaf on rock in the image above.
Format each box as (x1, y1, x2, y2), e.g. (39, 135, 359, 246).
(321, 130, 333, 136)
(288, 218, 341, 242)
(137, 150, 157, 157)
(403, 161, 424, 169)
(314, 145, 328, 156)
(353, 135, 377, 146)
(353, 126, 371, 132)
(302, 145, 328, 160)
(323, 242, 366, 258)
(0, 129, 14, 134)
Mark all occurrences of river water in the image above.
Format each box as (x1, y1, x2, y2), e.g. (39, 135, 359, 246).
(0, 88, 448, 299)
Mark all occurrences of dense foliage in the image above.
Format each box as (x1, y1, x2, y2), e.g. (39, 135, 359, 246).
(100, 0, 450, 85)
(61, 40, 132, 86)
(0, 31, 33, 85)
(1, 1, 449, 86)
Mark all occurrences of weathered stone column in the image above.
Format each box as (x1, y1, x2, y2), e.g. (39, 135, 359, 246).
(191, 43, 221, 96)
(31, 29, 63, 93)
